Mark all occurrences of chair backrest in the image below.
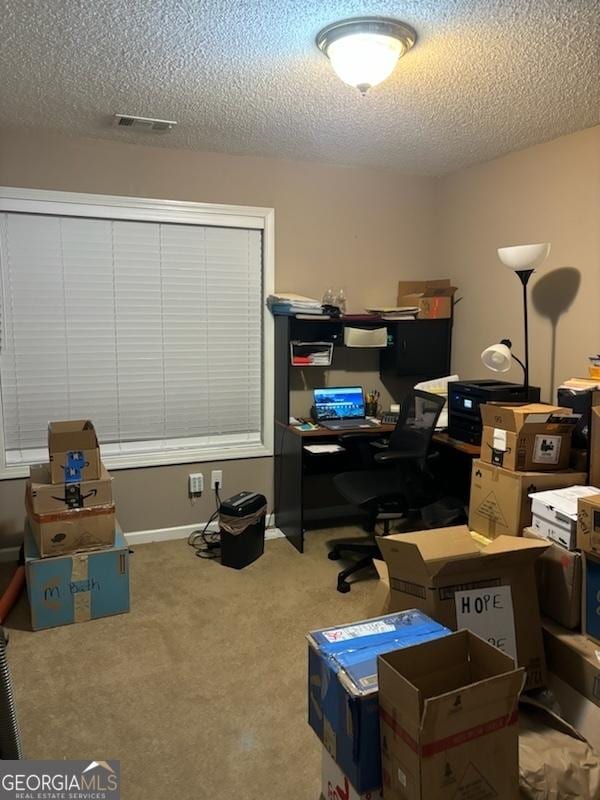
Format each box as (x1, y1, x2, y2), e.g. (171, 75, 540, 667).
(388, 389, 446, 459)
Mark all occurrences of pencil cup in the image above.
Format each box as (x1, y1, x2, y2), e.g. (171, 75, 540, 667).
(365, 402, 378, 417)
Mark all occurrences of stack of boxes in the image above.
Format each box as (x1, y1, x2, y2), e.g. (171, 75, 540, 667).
(468, 403, 585, 541)
(24, 420, 130, 631)
(465, 398, 600, 739)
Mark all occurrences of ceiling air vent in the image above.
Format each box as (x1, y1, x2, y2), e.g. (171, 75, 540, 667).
(113, 114, 177, 132)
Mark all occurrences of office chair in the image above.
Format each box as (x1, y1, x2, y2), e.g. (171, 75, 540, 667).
(329, 389, 446, 593)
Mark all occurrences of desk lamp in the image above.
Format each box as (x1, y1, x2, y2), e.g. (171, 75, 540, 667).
(494, 242, 550, 388)
(481, 339, 526, 380)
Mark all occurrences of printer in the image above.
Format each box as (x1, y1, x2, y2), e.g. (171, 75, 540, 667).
(447, 380, 540, 444)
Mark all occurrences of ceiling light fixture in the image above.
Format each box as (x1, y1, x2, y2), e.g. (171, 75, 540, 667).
(316, 16, 416, 95)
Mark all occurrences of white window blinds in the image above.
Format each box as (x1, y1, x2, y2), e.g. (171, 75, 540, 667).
(0, 212, 263, 467)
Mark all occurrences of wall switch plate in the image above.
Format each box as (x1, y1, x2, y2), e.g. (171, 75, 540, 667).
(189, 473, 204, 495)
(211, 470, 223, 490)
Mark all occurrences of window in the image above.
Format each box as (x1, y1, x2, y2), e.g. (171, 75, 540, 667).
(0, 189, 274, 478)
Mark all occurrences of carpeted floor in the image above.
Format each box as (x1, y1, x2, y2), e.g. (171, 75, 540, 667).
(2, 529, 377, 799)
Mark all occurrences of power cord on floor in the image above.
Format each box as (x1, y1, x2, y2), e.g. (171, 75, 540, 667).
(187, 482, 222, 559)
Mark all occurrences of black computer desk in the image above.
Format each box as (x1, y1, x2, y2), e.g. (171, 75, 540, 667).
(274, 420, 396, 552)
(274, 423, 480, 553)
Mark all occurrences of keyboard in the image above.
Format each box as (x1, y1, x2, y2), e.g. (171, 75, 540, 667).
(319, 418, 380, 431)
(381, 412, 399, 425)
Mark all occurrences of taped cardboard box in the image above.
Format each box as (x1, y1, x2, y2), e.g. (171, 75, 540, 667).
(25, 492, 115, 558)
(307, 611, 450, 794)
(396, 279, 457, 319)
(577, 491, 600, 556)
(377, 526, 549, 689)
(28, 463, 113, 514)
(583, 553, 600, 646)
(378, 630, 524, 800)
(480, 403, 576, 471)
(542, 619, 600, 710)
(468, 458, 586, 538)
(25, 522, 129, 631)
(321, 748, 382, 800)
(523, 527, 582, 629)
(48, 419, 101, 484)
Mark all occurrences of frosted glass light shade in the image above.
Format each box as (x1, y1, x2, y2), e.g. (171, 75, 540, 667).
(497, 243, 550, 271)
(316, 18, 416, 94)
(481, 343, 512, 372)
(327, 33, 403, 91)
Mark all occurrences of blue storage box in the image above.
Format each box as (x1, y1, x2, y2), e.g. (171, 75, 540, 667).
(307, 610, 450, 794)
(584, 553, 600, 645)
(25, 524, 130, 631)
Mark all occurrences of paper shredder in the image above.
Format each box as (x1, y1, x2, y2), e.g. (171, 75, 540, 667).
(218, 491, 267, 569)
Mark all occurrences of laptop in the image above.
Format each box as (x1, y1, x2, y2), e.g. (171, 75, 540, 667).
(312, 386, 380, 431)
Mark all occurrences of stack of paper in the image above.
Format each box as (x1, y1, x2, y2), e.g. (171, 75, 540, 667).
(364, 306, 420, 320)
(558, 377, 600, 392)
(303, 444, 345, 454)
(267, 293, 323, 316)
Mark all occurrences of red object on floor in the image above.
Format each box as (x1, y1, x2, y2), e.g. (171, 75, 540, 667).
(0, 565, 25, 623)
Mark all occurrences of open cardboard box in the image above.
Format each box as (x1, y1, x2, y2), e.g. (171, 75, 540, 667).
(396, 279, 457, 319)
(377, 526, 549, 689)
(378, 630, 523, 800)
(48, 420, 102, 484)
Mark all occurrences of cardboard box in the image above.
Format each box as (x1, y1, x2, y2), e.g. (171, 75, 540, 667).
(28, 463, 113, 514)
(524, 527, 582, 629)
(25, 495, 116, 558)
(583, 553, 600, 646)
(378, 630, 524, 800)
(396, 279, 457, 319)
(577, 492, 600, 556)
(468, 459, 587, 538)
(529, 485, 599, 550)
(48, 419, 101, 483)
(321, 748, 382, 800)
(25, 523, 129, 631)
(377, 526, 549, 689)
(307, 611, 450, 794)
(480, 403, 576, 471)
(543, 619, 600, 710)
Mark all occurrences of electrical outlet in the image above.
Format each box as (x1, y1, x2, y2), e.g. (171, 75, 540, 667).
(211, 470, 223, 490)
(189, 473, 204, 496)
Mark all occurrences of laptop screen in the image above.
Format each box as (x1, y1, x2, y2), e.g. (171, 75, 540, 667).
(313, 386, 365, 421)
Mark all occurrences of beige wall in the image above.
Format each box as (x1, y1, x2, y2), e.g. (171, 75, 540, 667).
(438, 126, 600, 401)
(2, 125, 597, 541)
(0, 128, 438, 539)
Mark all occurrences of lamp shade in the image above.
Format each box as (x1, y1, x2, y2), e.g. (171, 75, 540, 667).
(481, 342, 512, 372)
(327, 32, 403, 90)
(497, 243, 550, 271)
(316, 17, 416, 94)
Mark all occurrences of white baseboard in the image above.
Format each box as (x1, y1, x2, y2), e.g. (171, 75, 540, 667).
(123, 513, 283, 546)
(0, 515, 284, 561)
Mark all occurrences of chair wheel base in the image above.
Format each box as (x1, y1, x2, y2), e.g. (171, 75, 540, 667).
(328, 549, 341, 561)
(337, 580, 351, 594)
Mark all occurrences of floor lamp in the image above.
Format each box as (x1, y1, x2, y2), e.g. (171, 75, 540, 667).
(495, 243, 550, 389)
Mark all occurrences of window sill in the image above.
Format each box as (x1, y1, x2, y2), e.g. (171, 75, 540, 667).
(0, 443, 273, 480)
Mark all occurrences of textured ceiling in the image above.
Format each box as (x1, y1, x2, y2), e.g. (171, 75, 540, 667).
(1, 0, 599, 175)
